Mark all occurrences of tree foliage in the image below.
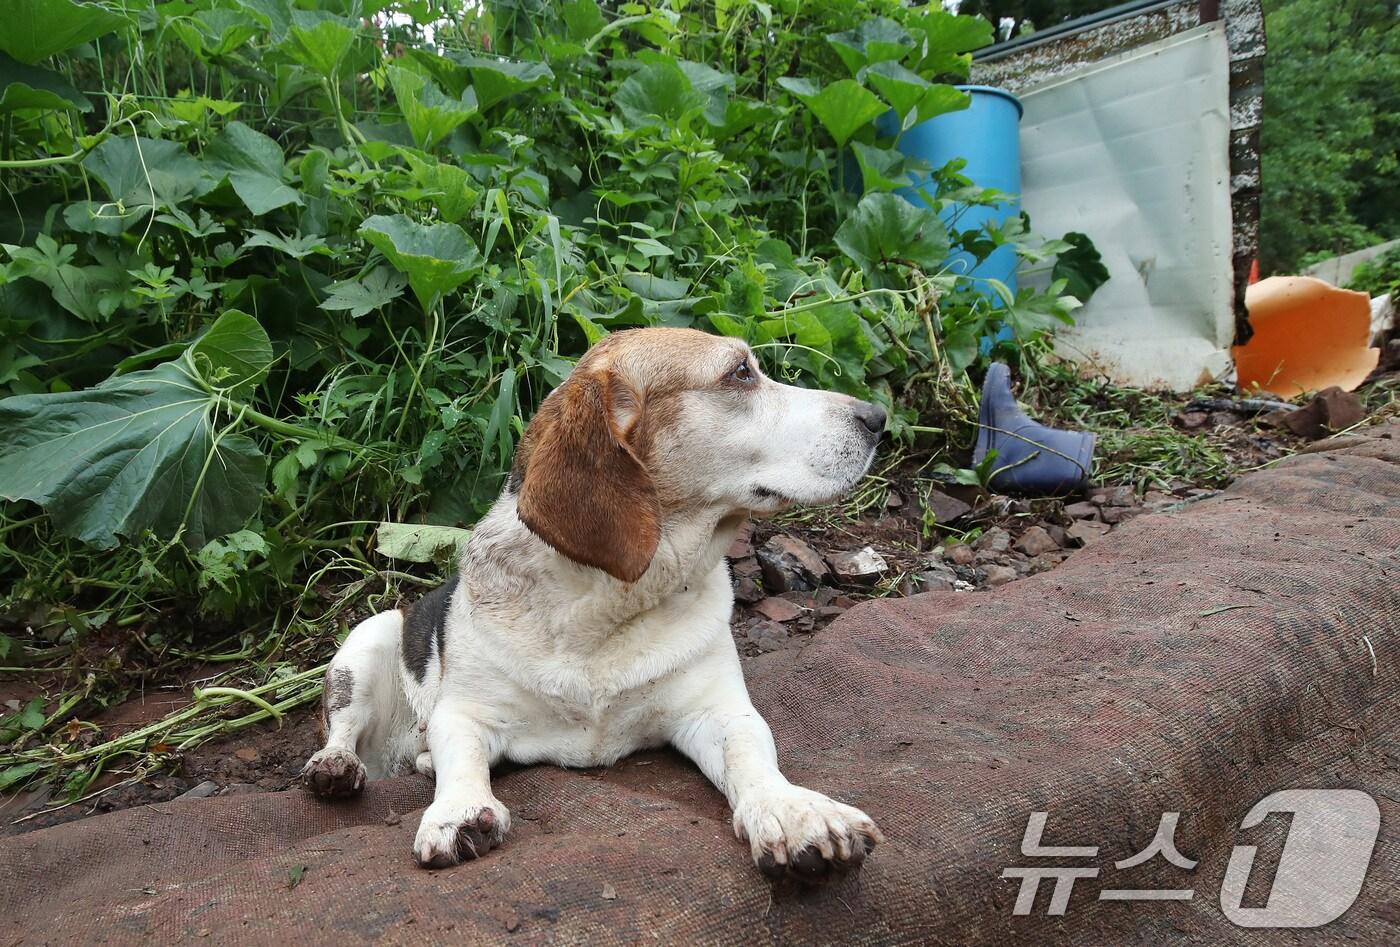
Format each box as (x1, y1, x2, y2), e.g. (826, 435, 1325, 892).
(1260, 0, 1400, 272)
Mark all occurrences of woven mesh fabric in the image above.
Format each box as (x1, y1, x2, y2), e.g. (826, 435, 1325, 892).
(2, 423, 1397, 946)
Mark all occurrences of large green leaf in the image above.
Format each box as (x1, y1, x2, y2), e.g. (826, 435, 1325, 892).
(778, 77, 886, 148)
(189, 309, 273, 398)
(376, 522, 471, 563)
(907, 9, 993, 79)
(0, 51, 89, 111)
(616, 59, 707, 128)
(911, 83, 972, 124)
(0, 0, 127, 64)
(0, 310, 273, 549)
(206, 121, 303, 216)
(170, 9, 260, 58)
(835, 193, 950, 280)
(282, 17, 357, 80)
(448, 52, 553, 111)
(82, 135, 215, 219)
(387, 65, 478, 151)
(912, 8, 994, 56)
(359, 214, 483, 310)
(850, 140, 909, 193)
(825, 17, 916, 77)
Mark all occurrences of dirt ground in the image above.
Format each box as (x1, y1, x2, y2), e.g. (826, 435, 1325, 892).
(3, 375, 1394, 836)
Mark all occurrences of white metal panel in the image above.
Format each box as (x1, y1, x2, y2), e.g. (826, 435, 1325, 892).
(1018, 24, 1235, 391)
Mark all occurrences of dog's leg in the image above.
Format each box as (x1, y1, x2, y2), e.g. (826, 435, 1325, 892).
(411, 701, 510, 868)
(302, 610, 400, 797)
(671, 700, 882, 882)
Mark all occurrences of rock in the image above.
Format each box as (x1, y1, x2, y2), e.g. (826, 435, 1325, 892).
(1066, 520, 1111, 547)
(731, 556, 761, 577)
(234, 747, 259, 762)
(946, 544, 976, 566)
(734, 574, 764, 605)
(815, 605, 847, 622)
(756, 536, 828, 592)
(1176, 410, 1210, 430)
(885, 490, 904, 510)
(973, 527, 1011, 554)
(824, 546, 889, 586)
(1013, 526, 1060, 557)
(1281, 387, 1366, 440)
(1100, 505, 1142, 525)
(726, 521, 754, 559)
(1045, 524, 1070, 548)
(1088, 485, 1136, 507)
(923, 488, 972, 524)
(1208, 411, 1238, 428)
(916, 565, 958, 592)
(752, 597, 807, 622)
(219, 782, 261, 796)
(177, 780, 220, 800)
(1064, 501, 1100, 520)
(746, 620, 789, 652)
(983, 565, 1018, 587)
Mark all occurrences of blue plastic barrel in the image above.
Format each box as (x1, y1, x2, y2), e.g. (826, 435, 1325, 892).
(887, 85, 1024, 296)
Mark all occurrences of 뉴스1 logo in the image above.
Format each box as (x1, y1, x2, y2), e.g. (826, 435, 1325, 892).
(1001, 788, 1380, 928)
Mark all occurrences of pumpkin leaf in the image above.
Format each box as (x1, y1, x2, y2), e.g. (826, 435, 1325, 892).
(0, 51, 90, 112)
(376, 522, 472, 563)
(825, 17, 915, 77)
(207, 121, 303, 216)
(835, 192, 950, 281)
(778, 77, 886, 148)
(0, 309, 273, 549)
(387, 65, 478, 151)
(0, 0, 127, 65)
(359, 214, 483, 310)
(449, 52, 553, 111)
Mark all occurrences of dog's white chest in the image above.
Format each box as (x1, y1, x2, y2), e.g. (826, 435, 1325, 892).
(505, 678, 667, 767)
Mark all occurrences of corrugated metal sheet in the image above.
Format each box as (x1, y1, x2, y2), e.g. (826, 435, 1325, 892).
(1016, 24, 1235, 390)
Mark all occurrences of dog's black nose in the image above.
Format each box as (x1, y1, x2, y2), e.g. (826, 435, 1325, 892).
(854, 400, 886, 436)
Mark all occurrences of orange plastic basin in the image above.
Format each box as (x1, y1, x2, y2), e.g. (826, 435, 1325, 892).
(1235, 276, 1379, 398)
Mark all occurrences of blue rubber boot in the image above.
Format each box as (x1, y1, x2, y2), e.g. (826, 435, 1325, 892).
(973, 363, 1096, 495)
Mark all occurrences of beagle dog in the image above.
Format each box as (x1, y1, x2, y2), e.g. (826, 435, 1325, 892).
(302, 327, 886, 880)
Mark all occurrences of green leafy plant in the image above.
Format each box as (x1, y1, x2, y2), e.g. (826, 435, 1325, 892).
(0, 0, 1106, 797)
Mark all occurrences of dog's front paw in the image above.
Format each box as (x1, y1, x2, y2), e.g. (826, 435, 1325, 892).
(733, 785, 882, 882)
(301, 747, 367, 798)
(413, 798, 511, 868)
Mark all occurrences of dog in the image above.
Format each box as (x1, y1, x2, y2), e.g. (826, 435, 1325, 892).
(302, 327, 886, 880)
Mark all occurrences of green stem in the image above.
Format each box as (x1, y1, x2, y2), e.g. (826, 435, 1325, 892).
(0, 150, 87, 169)
(766, 287, 912, 318)
(583, 14, 652, 53)
(193, 686, 285, 723)
(233, 401, 363, 452)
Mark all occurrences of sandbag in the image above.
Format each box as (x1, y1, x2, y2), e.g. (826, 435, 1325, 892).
(2, 423, 1397, 946)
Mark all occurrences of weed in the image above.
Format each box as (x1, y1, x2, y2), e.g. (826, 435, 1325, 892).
(0, 1, 1106, 801)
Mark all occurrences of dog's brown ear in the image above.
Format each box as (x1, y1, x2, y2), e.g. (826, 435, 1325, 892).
(515, 370, 660, 582)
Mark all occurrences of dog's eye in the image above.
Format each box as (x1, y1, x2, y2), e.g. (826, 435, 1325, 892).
(729, 359, 755, 384)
